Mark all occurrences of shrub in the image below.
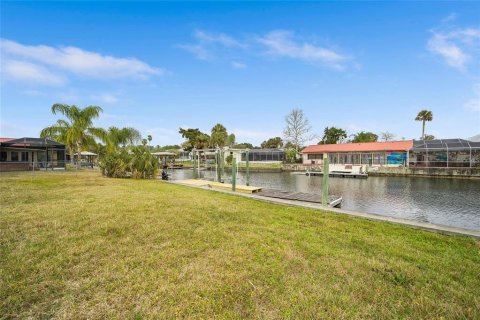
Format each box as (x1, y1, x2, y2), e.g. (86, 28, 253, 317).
(99, 146, 159, 179)
(225, 154, 233, 165)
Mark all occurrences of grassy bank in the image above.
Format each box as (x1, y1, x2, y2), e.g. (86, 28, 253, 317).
(1, 171, 479, 318)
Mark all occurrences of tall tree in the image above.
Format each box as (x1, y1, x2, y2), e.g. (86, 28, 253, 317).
(415, 110, 433, 140)
(179, 128, 210, 150)
(227, 133, 236, 147)
(424, 134, 435, 141)
(233, 142, 254, 149)
(283, 108, 314, 152)
(210, 123, 228, 148)
(380, 131, 395, 141)
(261, 137, 283, 149)
(351, 131, 378, 143)
(40, 104, 106, 167)
(105, 126, 141, 152)
(319, 127, 347, 144)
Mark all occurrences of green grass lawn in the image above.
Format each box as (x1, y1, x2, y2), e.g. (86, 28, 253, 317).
(1, 171, 479, 319)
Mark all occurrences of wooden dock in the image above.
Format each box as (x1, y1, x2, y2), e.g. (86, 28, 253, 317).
(208, 181, 263, 193)
(174, 179, 263, 193)
(259, 189, 343, 207)
(173, 179, 342, 207)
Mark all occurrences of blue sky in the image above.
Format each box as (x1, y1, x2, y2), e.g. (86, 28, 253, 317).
(1, 1, 479, 146)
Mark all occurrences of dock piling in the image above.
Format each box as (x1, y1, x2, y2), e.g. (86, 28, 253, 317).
(246, 149, 250, 186)
(193, 149, 198, 179)
(232, 157, 237, 191)
(322, 153, 329, 206)
(216, 149, 221, 182)
(220, 149, 224, 177)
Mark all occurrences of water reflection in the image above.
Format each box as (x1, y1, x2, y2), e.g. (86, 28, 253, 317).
(168, 169, 480, 231)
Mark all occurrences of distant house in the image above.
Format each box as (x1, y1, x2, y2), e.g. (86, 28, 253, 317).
(409, 139, 480, 168)
(301, 140, 413, 168)
(229, 148, 285, 164)
(0, 137, 66, 172)
(301, 139, 480, 169)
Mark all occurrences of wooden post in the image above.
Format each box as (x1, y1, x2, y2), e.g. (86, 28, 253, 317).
(193, 149, 197, 179)
(232, 157, 237, 192)
(245, 149, 250, 186)
(322, 153, 329, 206)
(220, 149, 224, 177)
(216, 149, 221, 182)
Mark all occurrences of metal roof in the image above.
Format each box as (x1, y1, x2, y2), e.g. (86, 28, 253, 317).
(0, 137, 65, 147)
(152, 152, 176, 156)
(412, 139, 480, 150)
(246, 149, 284, 153)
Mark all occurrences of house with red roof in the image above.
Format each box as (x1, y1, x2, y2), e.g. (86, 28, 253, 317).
(301, 140, 413, 169)
(301, 139, 480, 170)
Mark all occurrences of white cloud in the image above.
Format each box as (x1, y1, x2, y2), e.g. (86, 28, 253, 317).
(178, 30, 245, 61)
(180, 29, 351, 70)
(441, 13, 457, 24)
(465, 83, 480, 112)
(427, 26, 480, 71)
(231, 61, 247, 69)
(0, 38, 162, 82)
(91, 93, 119, 104)
(257, 30, 350, 70)
(193, 30, 244, 48)
(176, 44, 212, 61)
(1, 59, 66, 85)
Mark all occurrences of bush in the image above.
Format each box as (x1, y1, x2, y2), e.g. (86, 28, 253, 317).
(285, 148, 298, 163)
(99, 146, 159, 179)
(225, 154, 233, 165)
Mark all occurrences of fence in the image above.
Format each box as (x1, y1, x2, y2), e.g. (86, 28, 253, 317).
(0, 161, 75, 172)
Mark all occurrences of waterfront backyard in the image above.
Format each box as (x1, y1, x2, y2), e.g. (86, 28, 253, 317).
(170, 170, 480, 231)
(1, 171, 479, 318)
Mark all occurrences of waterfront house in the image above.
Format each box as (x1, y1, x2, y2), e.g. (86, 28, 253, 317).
(301, 140, 412, 169)
(302, 139, 480, 171)
(0, 137, 67, 172)
(409, 139, 480, 168)
(229, 148, 285, 164)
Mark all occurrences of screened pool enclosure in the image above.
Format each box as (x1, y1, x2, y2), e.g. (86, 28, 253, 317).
(409, 139, 480, 168)
(241, 149, 285, 162)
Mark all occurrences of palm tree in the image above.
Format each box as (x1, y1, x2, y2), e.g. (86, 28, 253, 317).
(415, 110, 433, 140)
(40, 104, 106, 167)
(106, 126, 141, 152)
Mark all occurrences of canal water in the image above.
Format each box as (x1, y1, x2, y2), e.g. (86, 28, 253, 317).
(168, 169, 480, 231)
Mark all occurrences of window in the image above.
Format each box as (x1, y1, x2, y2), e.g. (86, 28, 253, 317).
(21, 152, 28, 162)
(361, 153, 372, 165)
(0, 151, 6, 162)
(307, 153, 323, 160)
(11, 152, 19, 161)
(352, 154, 360, 164)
